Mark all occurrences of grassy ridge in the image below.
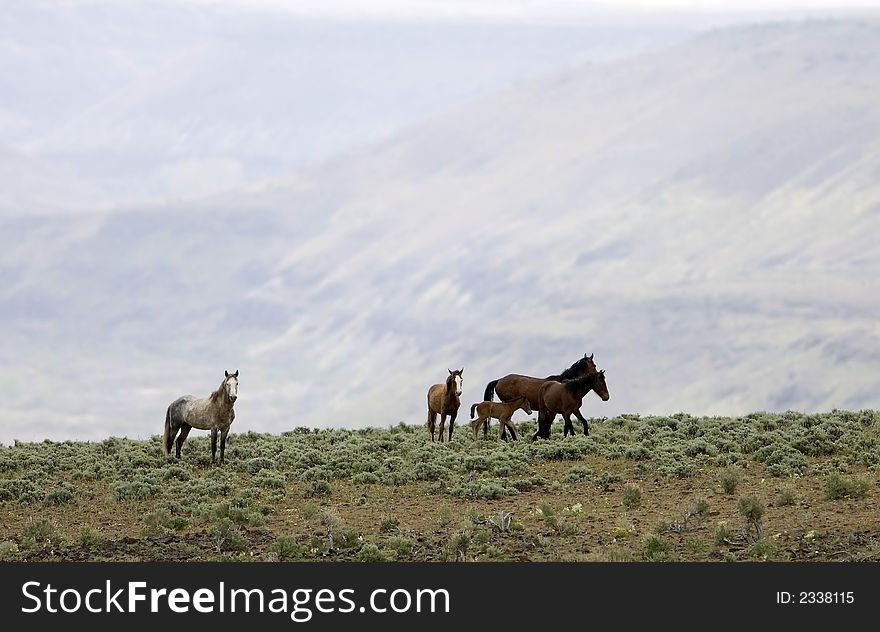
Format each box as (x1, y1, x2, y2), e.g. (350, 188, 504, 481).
(1, 410, 879, 562)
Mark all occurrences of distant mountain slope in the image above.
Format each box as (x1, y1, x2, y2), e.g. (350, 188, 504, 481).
(1, 1, 689, 207)
(2, 20, 879, 443)
(0, 143, 111, 215)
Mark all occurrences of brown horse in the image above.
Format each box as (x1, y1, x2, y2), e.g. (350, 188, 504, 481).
(539, 369, 609, 437)
(427, 368, 464, 443)
(469, 396, 532, 441)
(483, 353, 597, 440)
(163, 370, 239, 464)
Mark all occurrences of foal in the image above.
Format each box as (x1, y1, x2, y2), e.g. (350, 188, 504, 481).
(469, 396, 532, 441)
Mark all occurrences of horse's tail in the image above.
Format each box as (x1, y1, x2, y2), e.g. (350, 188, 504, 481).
(470, 402, 478, 418)
(162, 406, 171, 456)
(483, 379, 499, 402)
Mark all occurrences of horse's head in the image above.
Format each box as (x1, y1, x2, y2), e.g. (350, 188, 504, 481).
(593, 369, 609, 401)
(575, 353, 597, 375)
(223, 370, 239, 403)
(518, 397, 533, 416)
(447, 368, 464, 397)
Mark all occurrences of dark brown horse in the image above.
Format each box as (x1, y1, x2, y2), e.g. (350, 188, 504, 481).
(427, 368, 464, 443)
(483, 353, 597, 440)
(539, 369, 609, 437)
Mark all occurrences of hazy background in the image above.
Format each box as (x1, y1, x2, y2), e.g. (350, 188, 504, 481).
(2, 0, 880, 443)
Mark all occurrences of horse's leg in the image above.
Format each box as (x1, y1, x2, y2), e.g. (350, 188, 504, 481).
(175, 424, 192, 459)
(562, 413, 574, 437)
(428, 409, 436, 442)
(543, 413, 554, 439)
(535, 411, 552, 440)
(506, 417, 518, 441)
(210, 428, 218, 465)
(166, 419, 180, 457)
(437, 414, 446, 443)
(472, 416, 486, 440)
(448, 410, 457, 442)
(220, 427, 230, 465)
(573, 408, 590, 436)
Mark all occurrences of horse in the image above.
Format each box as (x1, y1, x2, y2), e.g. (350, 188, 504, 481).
(427, 368, 463, 443)
(469, 396, 532, 441)
(482, 353, 597, 440)
(163, 370, 239, 465)
(538, 369, 609, 437)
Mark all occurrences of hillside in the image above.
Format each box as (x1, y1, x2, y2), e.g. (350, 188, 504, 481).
(1, 410, 878, 562)
(2, 20, 880, 443)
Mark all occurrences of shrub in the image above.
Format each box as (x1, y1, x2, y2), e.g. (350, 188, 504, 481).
(719, 467, 742, 494)
(253, 469, 286, 489)
(244, 457, 277, 474)
(510, 476, 546, 491)
(21, 519, 62, 550)
(300, 502, 319, 520)
(776, 490, 796, 506)
(448, 530, 470, 561)
(643, 535, 672, 561)
(163, 466, 191, 481)
(113, 481, 160, 502)
(272, 535, 306, 561)
(44, 484, 74, 506)
(334, 528, 361, 552)
(747, 538, 777, 560)
(378, 517, 400, 534)
(78, 527, 104, 548)
(210, 518, 247, 553)
(357, 543, 395, 562)
(715, 522, 735, 546)
(386, 537, 415, 558)
(0, 540, 20, 561)
(596, 471, 623, 490)
(737, 496, 765, 540)
(351, 472, 381, 485)
(0, 478, 44, 505)
(563, 466, 594, 483)
(825, 474, 870, 500)
(622, 485, 642, 510)
(305, 479, 331, 498)
(438, 506, 453, 528)
(624, 444, 652, 461)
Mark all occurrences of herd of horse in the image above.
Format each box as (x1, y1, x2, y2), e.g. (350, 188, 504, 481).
(426, 353, 610, 443)
(161, 354, 609, 463)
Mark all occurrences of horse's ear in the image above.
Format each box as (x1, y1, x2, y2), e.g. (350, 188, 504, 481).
(448, 369, 453, 375)
(233, 370, 239, 378)
(225, 370, 229, 378)
(460, 367, 464, 374)
(599, 369, 605, 375)
(588, 353, 593, 360)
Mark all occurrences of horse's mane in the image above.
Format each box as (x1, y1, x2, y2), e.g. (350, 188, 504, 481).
(549, 361, 583, 381)
(209, 377, 233, 407)
(563, 372, 602, 394)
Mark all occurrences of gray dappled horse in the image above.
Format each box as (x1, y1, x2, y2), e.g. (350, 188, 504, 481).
(163, 370, 238, 465)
